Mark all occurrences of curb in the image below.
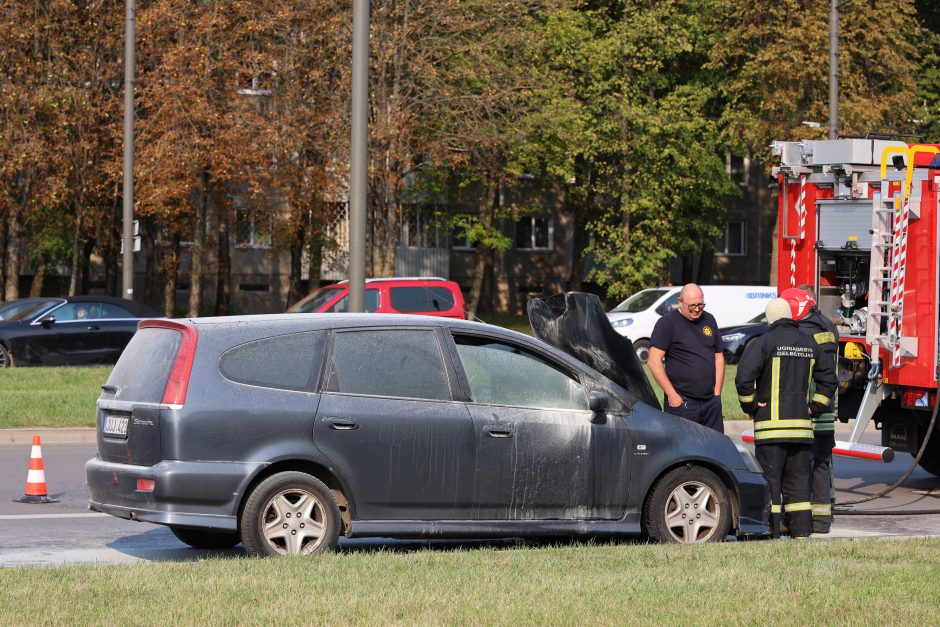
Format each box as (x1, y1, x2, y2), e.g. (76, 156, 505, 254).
(0, 428, 97, 445)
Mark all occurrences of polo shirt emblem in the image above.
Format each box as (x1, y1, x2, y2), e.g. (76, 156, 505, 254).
(702, 326, 713, 337)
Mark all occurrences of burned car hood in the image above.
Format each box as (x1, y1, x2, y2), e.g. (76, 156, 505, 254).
(527, 292, 659, 408)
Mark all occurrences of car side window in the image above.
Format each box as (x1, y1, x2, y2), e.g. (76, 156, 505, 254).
(220, 331, 325, 392)
(325, 329, 450, 400)
(389, 287, 455, 313)
(655, 292, 680, 316)
(453, 335, 588, 411)
(326, 289, 380, 313)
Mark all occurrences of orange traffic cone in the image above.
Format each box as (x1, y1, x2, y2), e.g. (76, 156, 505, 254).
(14, 435, 59, 504)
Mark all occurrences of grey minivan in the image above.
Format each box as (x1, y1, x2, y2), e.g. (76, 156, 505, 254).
(86, 314, 769, 556)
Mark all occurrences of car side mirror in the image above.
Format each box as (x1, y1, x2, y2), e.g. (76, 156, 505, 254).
(588, 390, 608, 424)
(39, 316, 56, 328)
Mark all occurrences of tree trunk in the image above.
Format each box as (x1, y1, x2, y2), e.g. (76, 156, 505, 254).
(29, 253, 48, 297)
(286, 209, 308, 306)
(69, 205, 83, 296)
(162, 234, 181, 317)
(4, 209, 21, 301)
(80, 238, 95, 295)
(466, 177, 498, 318)
(187, 171, 209, 317)
(104, 183, 121, 297)
(0, 209, 7, 299)
(215, 208, 232, 315)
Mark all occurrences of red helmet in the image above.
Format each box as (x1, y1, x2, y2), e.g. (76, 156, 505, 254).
(779, 287, 816, 321)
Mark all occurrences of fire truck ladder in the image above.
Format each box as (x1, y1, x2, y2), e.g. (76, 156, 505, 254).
(851, 145, 939, 445)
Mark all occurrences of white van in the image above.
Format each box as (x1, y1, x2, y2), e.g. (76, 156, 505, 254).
(606, 285, 777, 362)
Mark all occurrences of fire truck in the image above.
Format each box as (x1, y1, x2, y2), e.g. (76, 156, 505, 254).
(770, 137, 940, 475)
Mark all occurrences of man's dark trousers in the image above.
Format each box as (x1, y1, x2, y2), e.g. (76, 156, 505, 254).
(663, 395, 724, 434)
(755, 442, 813, 538)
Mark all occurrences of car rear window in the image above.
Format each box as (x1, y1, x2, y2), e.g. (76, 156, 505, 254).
(389, 286, 455, 313)
(324, 329, 450, 400)
(104, 327, 182, 402)
(220, 331, 325, 392)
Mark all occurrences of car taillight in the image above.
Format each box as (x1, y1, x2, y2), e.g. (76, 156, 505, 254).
(139, 319, 198, 406)
(901, 387, 936, 410)
(136, 478, 156, 492)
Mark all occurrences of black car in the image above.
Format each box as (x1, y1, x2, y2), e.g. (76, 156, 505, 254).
(0, 296, 163, 368)
(86, 313, 769, 556)
(721, 313, 769, 364)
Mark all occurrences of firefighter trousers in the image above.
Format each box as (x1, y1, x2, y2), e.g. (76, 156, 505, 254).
(811, 429, 835, 533)
(755, 442, 813, 538)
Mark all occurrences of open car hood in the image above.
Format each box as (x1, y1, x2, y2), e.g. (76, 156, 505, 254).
(527, 292, 659, 408)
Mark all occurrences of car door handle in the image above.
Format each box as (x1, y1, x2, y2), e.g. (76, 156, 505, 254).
(87, 324, 101, 331)
(325, 417, 359, 431)
(484, 426, 513, 438)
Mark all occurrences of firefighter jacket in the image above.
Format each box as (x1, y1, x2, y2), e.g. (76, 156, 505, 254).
(735, 318, 837, 444)
(798, 307, 839, 433)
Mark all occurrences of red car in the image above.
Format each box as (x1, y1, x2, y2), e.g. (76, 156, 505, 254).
(288, 277, 467, 320)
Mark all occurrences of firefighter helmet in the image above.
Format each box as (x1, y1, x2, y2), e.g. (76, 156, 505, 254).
(779, 287, 816, 321)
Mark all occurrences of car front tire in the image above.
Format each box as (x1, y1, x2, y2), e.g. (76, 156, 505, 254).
(240, 471, 341, 557)
(170, 527, 240, 550)
(633, 339, 651, 364)
(643, 466, 731, 544)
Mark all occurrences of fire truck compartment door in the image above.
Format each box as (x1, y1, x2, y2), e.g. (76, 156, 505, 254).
(817, 199, 872, 250)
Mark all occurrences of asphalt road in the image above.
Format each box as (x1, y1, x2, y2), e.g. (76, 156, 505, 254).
(1, 423, 939, 567)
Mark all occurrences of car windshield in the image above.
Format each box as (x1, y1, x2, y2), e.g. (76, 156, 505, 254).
(289, 287, 344, 313)
(609, 289, 670, 313)
(749, 313, 767, 324)
(3, 299, 59, 322)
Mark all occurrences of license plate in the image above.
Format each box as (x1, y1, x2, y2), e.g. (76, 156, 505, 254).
(103, 415, 129, 437)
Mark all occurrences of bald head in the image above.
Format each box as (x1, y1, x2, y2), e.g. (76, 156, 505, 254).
(678, 283, 705, 321)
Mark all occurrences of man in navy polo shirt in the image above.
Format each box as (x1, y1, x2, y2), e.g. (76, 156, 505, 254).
(647, 283, 725, 433)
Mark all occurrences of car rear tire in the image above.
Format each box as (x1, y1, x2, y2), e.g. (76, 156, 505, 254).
(170, 527, 240, 550)
(0, 344, 13, 368)
(633, 339, 651, 364)
(643, 466, 731, 544)
(240, 471, 340, 557)
(916, 429, 940, 477)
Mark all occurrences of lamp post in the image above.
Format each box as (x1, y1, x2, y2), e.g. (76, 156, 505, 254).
(121, 0, 136, 300)
(348, 0, 369, 312)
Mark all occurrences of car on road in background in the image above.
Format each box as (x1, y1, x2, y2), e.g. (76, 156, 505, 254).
(0, 297, 58, 320)
(288, 277, 466, 319)
(0, 296, 163, 368)
(86, 313, 769, 557)
(720, 313, 769, 364)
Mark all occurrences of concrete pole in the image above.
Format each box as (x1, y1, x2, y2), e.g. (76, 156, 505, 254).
(348, 0, 369, 312)
(829, 0, 839, 140)
(122, 0, 136, 300)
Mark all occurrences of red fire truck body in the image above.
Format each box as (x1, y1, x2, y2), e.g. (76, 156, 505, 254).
(772, 138, 940, 475)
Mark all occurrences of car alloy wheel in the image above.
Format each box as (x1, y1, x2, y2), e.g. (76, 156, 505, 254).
(0, 344, 12, 368)
(240, 471, 340, 557)
(643, 466, 731, 544)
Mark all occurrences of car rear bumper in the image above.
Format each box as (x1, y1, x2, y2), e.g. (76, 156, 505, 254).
(85, 456, 265, 532)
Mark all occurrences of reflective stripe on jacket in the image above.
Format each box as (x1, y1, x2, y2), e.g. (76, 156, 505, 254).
(735, 318, 837, 444)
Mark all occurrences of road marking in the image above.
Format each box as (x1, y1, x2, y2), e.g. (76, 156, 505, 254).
(0, 513, 110, 521)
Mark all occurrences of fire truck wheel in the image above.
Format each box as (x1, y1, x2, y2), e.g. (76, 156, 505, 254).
(643, 465, 732, 544)
(916, 430, 940, 477)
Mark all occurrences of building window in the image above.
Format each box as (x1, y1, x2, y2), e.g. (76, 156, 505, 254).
(515, 215, 552, 251)
(235, 208, 273, 248)
(451, 215, 476, 251)
(401, 207, 447, 248)
(716, 221, 746, 256)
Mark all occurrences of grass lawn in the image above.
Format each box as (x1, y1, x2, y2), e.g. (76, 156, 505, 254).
(2, 538, 939, 623)
(0, 367, 109, 428)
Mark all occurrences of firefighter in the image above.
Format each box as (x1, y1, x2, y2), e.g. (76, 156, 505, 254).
(735, 298, 837, 538)
(781, 286, 839, 534)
